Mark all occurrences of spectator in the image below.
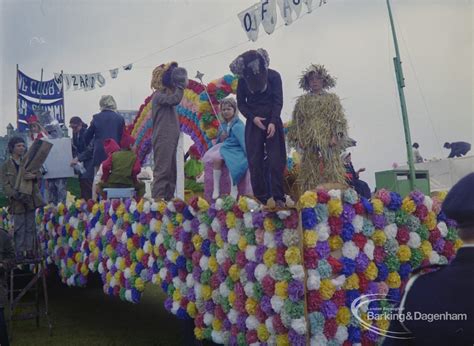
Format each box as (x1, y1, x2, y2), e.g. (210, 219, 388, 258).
(0, 137, 44, 259)
(84, 95, 124, 170)
(412, 142, 424, 163)
(444, 141, 471, 158)
(342, 152, 371, 199)
(383, 172, 474, 345)
(69, 116, 94, 200)
(0, 227, 14, 346)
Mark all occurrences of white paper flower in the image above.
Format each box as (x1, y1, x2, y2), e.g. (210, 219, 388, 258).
(277, 210, 291, 219)
(183, 220, 192, 232)
(216, 249, 227, 265)
(291, 318, 307, 335)
(228, 309, 238, 324)
(283, 229, 300, 247)
(186, 274, 194, 288)
(215, 198, 224, 210)
(437, 222, 448, 237)
(228, 228, 240, 245)
(156, 233, 164, 246)
(290, 265, 305, 281)
(176, 241, 183, 254)
(306, 270, 321, 290)
(129, 201, 137, 213)
(254, 263, 268, 282)
(408, 232, 421, 248)
(219, 282, 230, 298)
(150, 201, 158, 211)
(335, 325, 349, 344)
(429, 250, 440, 264)
(270, 296, 284, 313)
(143, 201, 151, 213)
(159, 268, 167, 280)
(316, 223, 330, 241)
(212, 331, 224, 345)
(199, 256, 209, 270)
(211, 218, 221, 233)
(198, 223, 209, 239)
(310, 334, 328, 346)
(245, 245, 257, 262)
(125, 289, 132, 302)
(265, 317, 275, 334)
(384, 223, 398, 240)
(364, 240, 375, 260)
(342, 241, 359, 259)
(147, 256, 155, 268)
(247, 199, 259, 212)
(244, 282, 255, 298)
(352, 215, 364, 232)
(121, 231, 128, 244)
(167, 201, 176, 212)
(331, 275, 346, 288)
(243, 212, 254, 228)
(423, 196, 433, 211)
(246, 315, 259, 330)
(264, 232, 275, 247)
(328, 189, 342, 199)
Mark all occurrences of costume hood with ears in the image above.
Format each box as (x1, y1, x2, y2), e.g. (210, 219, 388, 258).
(229, 48, 270, 93)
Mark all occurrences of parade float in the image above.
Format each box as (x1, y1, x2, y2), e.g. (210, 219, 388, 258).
(1, 77, 454, 345)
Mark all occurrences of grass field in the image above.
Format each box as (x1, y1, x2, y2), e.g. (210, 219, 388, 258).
(10, 268, 191, 346)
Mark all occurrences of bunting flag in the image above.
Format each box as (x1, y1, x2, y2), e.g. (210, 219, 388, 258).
(238, 0, 329, 41)
(55, 72, 107, 92)
(110, 68, 119, 79)
(123, 64, 133, 71)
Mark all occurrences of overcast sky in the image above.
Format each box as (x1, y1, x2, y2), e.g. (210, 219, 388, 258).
(1, 0, 472, 187)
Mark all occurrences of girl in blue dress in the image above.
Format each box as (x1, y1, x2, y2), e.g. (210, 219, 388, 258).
(202, 97, 248, 199)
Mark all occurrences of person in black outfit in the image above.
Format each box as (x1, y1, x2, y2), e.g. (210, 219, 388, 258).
(69, 116, 94, 200)
(383, 172, 474, 345)
(230, 49, 286, 206)
(444, 141, 471, 158)
(341, 152, 371, 199)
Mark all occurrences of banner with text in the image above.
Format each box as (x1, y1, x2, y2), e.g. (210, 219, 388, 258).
(17, 95, 65, 132)
(17, 70, 63, 100)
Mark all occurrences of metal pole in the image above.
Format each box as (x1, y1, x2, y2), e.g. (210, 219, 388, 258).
(386, 0, 416, 190)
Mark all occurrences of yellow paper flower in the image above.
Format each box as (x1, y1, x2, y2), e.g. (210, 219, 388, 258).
(105, 244, 114, 258)
(192, 235, 203, 251)
(387, 272, 401, 288)
(245, 298, 258, 315)
(372, 229, 387, 246)
(136, 223, 144, 236)
(208, 256, 218, 273)
(157, 201, 167, 214)
(92, 203, 99, 215)
(365, 262, 378, 281)
(136, 248, 144, 262)
(74, 252, 82, 263)
(264, 217, 275, 232)
(231, 79, 239, 92)
(424, 211, 436, 230)
(226, 212, 236, 228)
(304, 231, 318, 248)
(187, 302, 197, 318)
(212, 318, 222, 331)
(421, 240, 432, 258)
(72, 229, 79, 241)
(118, 258, 126, 271)
(154, 220, 162, 231)
(372, 199, 384, 215)
(257, 324, 270, 342)
(137, 199, 144, 213)
(123, 212, 130, 223)
(206, 128, 218, 139)
(336, 306, 351, 326)
(276, 334, 290, 346)
(175, 213, 183, 224)
(215, 234, 224, 248)
(228, 291, 236, 305)
(263, 248, 277, 267)
(201, 285, 212, 300)
(402, 197, 416, 214)
(275, 281, 288, 298)
(320, 279, 336, 300)
(454, 238, 463, 251)
(127, 238, 135, 251)
(284, 246, 301, 265)
(229, 264, 240, 282)
(80, 264, 89, 276)
(167, 222, 175, 235)
(67, 258, 74, 268)
(172, 288, 181, 301)
(329, 235, 343, 251)
(397, 245, 411, 262)
(194, 328, 204, 340)
(343, 274, 360, 290)
(106, 272, 112, 284)
(299, 191, 317, 208)
(197, 197, 209, 211)
(238, 236, 247, 251)
(238, 197, 248, 212)
(376, 317, 390, 331)
(328, 199, 343, 217)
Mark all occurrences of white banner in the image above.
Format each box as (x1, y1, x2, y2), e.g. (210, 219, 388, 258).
(238, 4, 262, 42)
(56, 72, 106, 91)
(260, 0, 278, 35)
(289, 0, 304, 18)
(278, 0, 294, 25)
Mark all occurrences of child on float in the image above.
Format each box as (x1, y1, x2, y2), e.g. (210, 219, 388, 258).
(202, 97, 248, 199)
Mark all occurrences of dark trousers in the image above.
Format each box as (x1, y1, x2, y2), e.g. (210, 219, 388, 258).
(0, 308, 9, 346)
(245, 119, 286, 203)
(79, 178, 93, 200)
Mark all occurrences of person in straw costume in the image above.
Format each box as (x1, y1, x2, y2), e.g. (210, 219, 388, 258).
(288, 64, 352, 192)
